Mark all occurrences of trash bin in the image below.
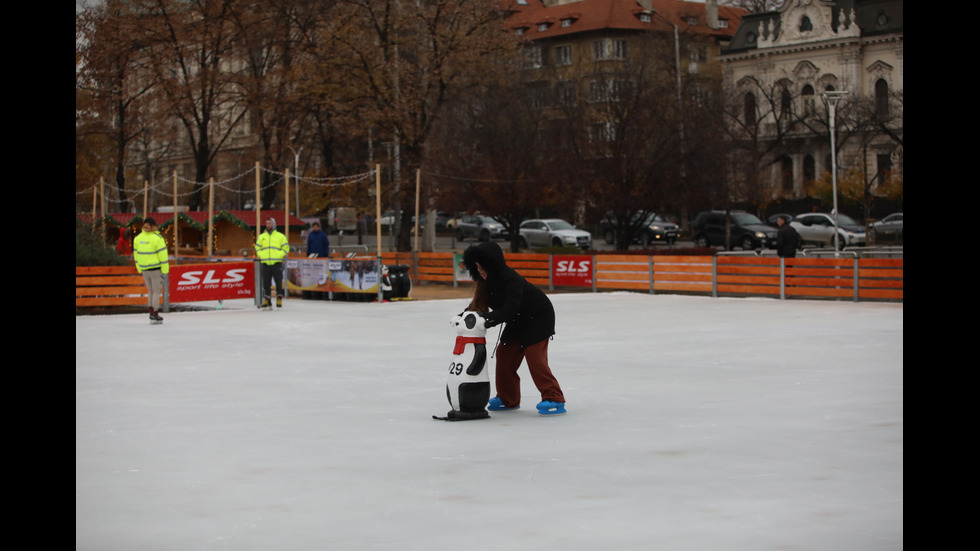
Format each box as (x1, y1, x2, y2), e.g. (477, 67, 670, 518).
(382, 264, 412, 300)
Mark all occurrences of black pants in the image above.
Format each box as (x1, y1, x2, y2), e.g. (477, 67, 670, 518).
(261, 262, 284, 299)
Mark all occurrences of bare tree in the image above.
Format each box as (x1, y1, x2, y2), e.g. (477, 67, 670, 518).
(77, 0, 162, 211)
(136, 0, 249, 211)
(304, 0, 516, 251)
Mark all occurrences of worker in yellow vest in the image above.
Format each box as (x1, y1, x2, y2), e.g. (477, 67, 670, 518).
(255, 216, 290, 308)
(133, 217, 170, 324)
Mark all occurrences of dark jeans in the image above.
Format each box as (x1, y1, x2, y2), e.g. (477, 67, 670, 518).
(260, 262, 284, 299)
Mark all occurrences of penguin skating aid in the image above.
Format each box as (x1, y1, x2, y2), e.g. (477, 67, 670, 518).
(433, 311, 491, 421)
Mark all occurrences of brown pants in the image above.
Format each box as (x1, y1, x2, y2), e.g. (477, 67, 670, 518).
(494, 339, 565, 407)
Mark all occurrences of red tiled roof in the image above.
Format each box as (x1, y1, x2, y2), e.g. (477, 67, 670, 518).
(504, 0, 744, 40)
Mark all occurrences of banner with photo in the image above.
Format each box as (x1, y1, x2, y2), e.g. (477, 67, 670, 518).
(453, 253, 472, 282)
(286, 257, 380, 294)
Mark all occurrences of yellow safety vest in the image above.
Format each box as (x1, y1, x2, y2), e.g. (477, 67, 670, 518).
(133, 230, 170, 274)
(255, 230, 289, 265)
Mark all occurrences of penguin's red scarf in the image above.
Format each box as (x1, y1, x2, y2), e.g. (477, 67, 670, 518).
(453, 336, 486, 354)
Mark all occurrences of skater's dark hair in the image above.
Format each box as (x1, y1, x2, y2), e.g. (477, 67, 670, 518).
(468, 278, 490, 313)
(143, 217, 157, 227)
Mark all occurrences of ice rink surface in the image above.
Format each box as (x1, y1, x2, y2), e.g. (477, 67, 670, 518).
(76, 293, 903, 551)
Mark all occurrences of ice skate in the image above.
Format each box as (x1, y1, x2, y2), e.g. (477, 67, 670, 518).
(487, 397, 520, 411)
(149, 308, 163, 325)
(536, 400, 566, 415)
(276, 296, 283, 308)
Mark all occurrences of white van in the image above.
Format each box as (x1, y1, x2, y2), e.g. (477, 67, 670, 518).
(327, 208, 358, 234)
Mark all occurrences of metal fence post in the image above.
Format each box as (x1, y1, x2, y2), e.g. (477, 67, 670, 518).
(649, 255, 655, 295)
(779, 257, 786, 300)
(711, 256, 718, 298)
(852, 258, 859, 302)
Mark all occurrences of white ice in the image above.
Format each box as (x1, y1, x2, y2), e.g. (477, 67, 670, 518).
(76, 292, 903, 551)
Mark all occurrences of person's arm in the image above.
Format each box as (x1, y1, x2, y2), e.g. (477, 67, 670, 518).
(484, 276, 524, 327)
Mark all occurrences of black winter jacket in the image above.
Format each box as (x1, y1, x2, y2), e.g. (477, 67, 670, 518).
(462, 242, 555, 347)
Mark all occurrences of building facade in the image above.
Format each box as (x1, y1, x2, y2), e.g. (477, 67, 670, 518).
(720, 0, 903, 203)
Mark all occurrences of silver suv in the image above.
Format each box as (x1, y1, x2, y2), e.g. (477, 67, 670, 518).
(519, 219, 593, 250)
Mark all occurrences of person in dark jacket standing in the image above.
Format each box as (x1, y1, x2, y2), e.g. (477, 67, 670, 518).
(776, 215, 801, 258)
(306, 221, 331, 258)
(461, 242, 567, 415)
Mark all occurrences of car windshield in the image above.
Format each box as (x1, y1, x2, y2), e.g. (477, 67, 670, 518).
(732, 213, 764, 225)
(836, 214, 859, 226)
(641, 214, 661, 224)
(547, 220, 575, 231)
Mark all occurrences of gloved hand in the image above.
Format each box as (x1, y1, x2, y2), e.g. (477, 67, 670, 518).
(483, 315, 499, 328)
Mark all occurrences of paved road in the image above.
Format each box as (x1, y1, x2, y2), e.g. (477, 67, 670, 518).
(328, 231, 695, 254)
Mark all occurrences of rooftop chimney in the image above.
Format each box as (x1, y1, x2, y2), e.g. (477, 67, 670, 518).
(707, 0, 719, 29)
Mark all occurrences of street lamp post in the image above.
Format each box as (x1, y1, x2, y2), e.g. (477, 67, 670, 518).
(287, 146, 302, 218)
(821, 91, 848, 257)
(647, 6, 684, 143)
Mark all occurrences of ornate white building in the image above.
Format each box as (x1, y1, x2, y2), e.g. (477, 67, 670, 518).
(719, 0, 902, 203)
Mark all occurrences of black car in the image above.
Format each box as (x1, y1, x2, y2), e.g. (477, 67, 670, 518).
(600, 213, 679, 246)
(692, 210, 777, 250)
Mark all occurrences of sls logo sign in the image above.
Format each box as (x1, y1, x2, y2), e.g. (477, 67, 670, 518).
(169, 262, 255, 302)
(552, 255, 593, 287)
(177, 268, 247, 286)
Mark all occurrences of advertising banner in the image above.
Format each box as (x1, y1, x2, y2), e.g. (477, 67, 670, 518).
(552, 255, 593, 287)
(453, 253, 472, 282)
(286, 257, 380, 293)
(170, 262, 255, 302)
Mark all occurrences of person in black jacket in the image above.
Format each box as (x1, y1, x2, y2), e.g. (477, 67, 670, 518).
(461, 242, 566, 415)
(776, 215, 801, 258)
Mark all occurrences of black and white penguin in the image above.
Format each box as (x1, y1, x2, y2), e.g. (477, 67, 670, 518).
(437, 311, 491, 421)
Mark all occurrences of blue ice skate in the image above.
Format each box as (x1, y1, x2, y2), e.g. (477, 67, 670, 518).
(487, 397, 520, 411)
(536, 400, 566, 415)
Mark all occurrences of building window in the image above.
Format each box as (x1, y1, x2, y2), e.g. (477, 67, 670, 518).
(639, 13, 651, 23)
(561, 18, 573, 27)
(780, 156, 793, 192)
(555, 81, 576, 106)
(743, 92, 757, 126)
(875, 79, 890, 119)
(718, 19, 729, 28)
(554, 45, 572, 66)
(780, 87, 792, 119)
(589, 79, 627, 103)
(799, 16, 813, 32)
(525, 46, 544, 69)
(686, 17, 698, 26)
(801, 85, 815, 116)
(803, 155, 816, 185)
(876, 154, 892, 186)
(538, 23, 550, 32)
(528, 85, 550, 110)
(690, 46, 708, 63)
(593, 39, 627, 61)
(589, 122, 617, 144)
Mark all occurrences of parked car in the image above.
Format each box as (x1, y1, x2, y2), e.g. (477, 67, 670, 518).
(600, 213, 679, 246)
(519, 218, 593, 250)
(871, 212, 903, 242)
(454, 214, 508, 242)
(765, 213, 795, 227)
(790, 212, 866, 249)
(417, 211, 451, 232)
(692, 210, 778, 250)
